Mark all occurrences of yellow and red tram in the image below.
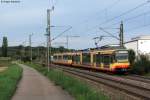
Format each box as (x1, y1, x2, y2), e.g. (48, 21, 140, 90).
(52, 48, 130, 73)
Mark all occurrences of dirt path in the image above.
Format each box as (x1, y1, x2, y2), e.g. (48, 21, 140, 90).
(12, 64, 74, 100)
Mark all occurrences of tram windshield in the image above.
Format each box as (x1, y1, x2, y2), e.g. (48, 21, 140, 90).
(116, 51, 128, 62)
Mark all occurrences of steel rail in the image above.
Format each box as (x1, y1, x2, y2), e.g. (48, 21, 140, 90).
(53, 65, 150, 99)
(123, 75, 150, 84)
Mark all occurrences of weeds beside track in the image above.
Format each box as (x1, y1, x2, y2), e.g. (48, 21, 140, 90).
(25, 62, 109, 100)
(53, 64, 150, 100)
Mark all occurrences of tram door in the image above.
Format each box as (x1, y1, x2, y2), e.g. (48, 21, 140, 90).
(102, 55, 111, 68)
(93, 53, 101, 67)
(82, 53, 91, 66)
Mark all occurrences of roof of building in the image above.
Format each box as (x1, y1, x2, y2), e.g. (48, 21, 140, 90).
(125, 35, 150, 44)
(131, 35, 150, 40)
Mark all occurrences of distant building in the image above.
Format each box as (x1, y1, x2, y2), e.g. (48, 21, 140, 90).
(125, 35, 150, 57)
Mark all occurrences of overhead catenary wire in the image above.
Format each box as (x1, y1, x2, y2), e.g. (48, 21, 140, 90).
(99, 27, 120, 40)
(107, 10, 150, 27)
(49, 0, 150, 48)
(84, 1, 150, 33)
(51, 0, 121, 39)
(65, 0, 122, 35)
(51, 27, 72, 41)
(50, 0, 58, 8)
(50, 0, 54, 7)
(99, 1, 150, 26)
(76, 0, 122, 27)
(125, 22, 150, 32)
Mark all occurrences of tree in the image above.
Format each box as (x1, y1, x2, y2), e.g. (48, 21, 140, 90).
(15, 45, 24, 59)
(132, 55, 150, 75)
(59, 46, 65, 53)
(128, 49, 136, 66)
(16, 45, 23, 55)
(2, 37, 8, 57)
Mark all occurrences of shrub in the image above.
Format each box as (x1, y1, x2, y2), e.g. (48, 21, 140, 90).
(128, 49, 136, 66)
(131, 55, 150, 75)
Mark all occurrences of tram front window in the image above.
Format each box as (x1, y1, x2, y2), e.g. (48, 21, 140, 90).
(116, 53, 128, 62)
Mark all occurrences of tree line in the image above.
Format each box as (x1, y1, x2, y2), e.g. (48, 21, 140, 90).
(1, 36, 150, 75)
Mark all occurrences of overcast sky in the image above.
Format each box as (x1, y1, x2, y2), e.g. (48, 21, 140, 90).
(0, 0, 150, 49)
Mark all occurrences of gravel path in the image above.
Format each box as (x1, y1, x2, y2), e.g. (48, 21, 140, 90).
(12, 64, 74, 100)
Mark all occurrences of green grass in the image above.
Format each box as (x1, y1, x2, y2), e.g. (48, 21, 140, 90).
(25, 63, 109, 100)
(0, 64, 22, 100)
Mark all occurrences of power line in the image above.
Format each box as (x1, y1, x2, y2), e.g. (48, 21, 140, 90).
(126, 23, 150, 32)
(99, 1, 149, 26)
(99, 27, 119, 40)
(85, 1, 150, 33)
(51, 27, 72, 41)
(105, 0, 121, 10)
(50, 0, 58, 7)
(108, 10, 150, 27)
(50, 0, 54, 7)
(74, 0, 122, 27)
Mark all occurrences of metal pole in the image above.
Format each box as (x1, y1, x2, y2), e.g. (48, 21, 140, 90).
(29, 34, 33, 62)
(66, 35, 69, 49)
(22, 41, 26, 61)
(47, 9, 50, 72)
(120, 21, 124, 47)
(37, 46, 40, 61)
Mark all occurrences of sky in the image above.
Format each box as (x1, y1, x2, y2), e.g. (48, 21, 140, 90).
(0, 0, 150, 49)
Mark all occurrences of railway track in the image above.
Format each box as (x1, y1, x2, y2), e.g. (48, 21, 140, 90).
(52, 64, 150, 100)
(123, 75, 150, 84)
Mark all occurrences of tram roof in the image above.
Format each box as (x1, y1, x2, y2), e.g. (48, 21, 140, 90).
(53, 45, 127, 55)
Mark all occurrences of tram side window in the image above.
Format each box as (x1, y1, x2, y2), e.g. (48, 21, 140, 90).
(53, 56, 57, 60)
(58, 56, 62, 60)
(96, 54, 101, 64)
(111, 55, 115, 63)
(102, 55, 114, 64)
(102, 55, 110, 64)
(73, 55, 80, 63)
(68, 55, 72, 60)
(93, 54, 96, 63)
(82, 53, 91, 64)
(63, 55, 67, 60)
(63, 55, 72, 60)
(93, 54, 101, 64)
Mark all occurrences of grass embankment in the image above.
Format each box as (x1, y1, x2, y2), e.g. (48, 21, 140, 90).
(0, 64, 22, 100)
(25, 62, 109, 100)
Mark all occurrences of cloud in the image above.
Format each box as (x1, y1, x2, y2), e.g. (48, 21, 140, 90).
(0, 0, 150, 49)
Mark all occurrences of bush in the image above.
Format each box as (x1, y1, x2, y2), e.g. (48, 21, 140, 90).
(22, 56, 30, 62)
(128, 49, 135, 66)
(131, 55, 150, 75)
